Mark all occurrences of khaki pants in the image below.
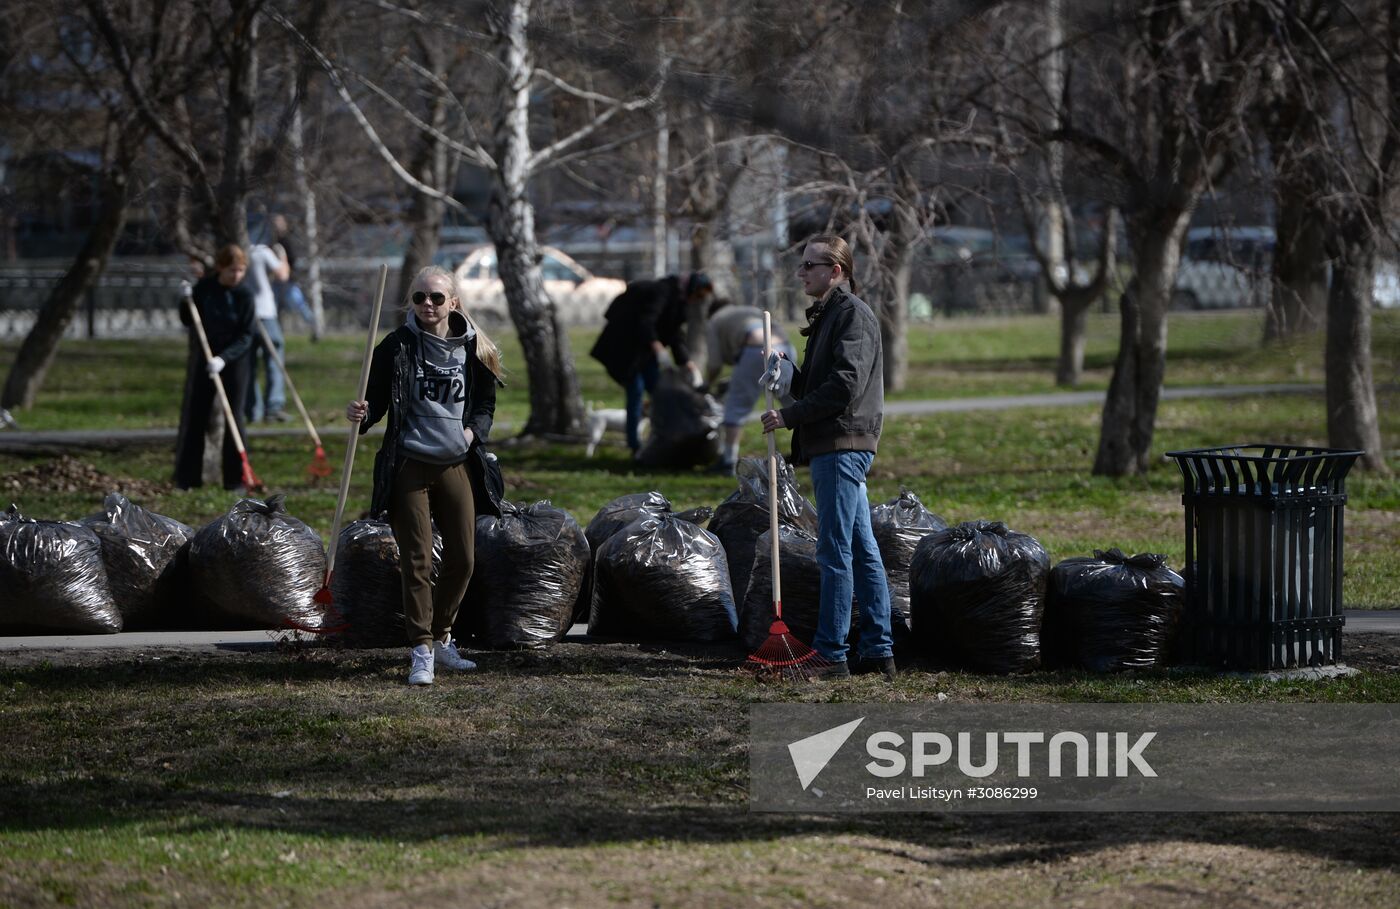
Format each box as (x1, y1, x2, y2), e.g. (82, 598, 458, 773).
(389, 457, 476, 646)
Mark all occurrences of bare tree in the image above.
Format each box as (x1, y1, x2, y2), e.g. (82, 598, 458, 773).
(1047, 1, 1272, 476)
(1264, 0, 1396, 472)
(0, 1, 158, 411)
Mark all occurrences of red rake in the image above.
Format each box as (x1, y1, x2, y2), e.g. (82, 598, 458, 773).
(314, 265, 389, 607)
(184, 293, 264, 494)
(253, 319, 332, 482)
(745, 311, 830, 681)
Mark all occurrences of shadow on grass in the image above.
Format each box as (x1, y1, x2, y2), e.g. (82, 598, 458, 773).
(3, 651, 1399, 875)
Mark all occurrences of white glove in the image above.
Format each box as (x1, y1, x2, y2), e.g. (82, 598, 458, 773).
(761, 352, 794, 397)
(207, 355, 226, 376)
(179, 280, 193, 301)
(655, 347, 675, 369)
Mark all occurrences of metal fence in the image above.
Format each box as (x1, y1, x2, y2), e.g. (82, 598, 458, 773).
(0, 259, 406, 339)
(0, 252, 1118, 340)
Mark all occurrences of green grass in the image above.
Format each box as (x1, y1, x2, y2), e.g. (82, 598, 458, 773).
(3, 310, 1400, 906)
(3, 310, 1398, 606)
(2, 646, 1400, 907)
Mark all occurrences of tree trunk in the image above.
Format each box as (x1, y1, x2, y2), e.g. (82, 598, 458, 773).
(1326, 230, 1389, 473)
(215, 5, 259, 249)
(397, 68, 456, 305)
(1093, 213, 1187, 476)
(287, 77, 324, 338)
(490, 0, 584, 437)
(651, 102, 668, 278)
(2, 128, 136, 410)
(1266, 191, 1328, 342)
(1055, 297, 1089, 387)
(878, 168, 919, 392)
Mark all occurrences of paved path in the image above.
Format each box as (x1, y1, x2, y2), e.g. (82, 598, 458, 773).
(2, 612, 1396, 653)
(0, 383, 1326, 453)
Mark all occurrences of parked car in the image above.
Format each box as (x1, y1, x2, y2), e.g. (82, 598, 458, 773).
(1172, 226, 1400, 310)
(911, 227, 1043, 317)
(438, 244, 627, 326)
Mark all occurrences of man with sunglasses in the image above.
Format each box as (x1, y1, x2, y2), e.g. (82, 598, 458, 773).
(589, 271, 712, 456)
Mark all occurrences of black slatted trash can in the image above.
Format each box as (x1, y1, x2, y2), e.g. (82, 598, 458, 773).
(1165, 444, 1361, 670)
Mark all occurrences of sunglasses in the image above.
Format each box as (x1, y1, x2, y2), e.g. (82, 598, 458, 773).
(411, 291, 449, 306)
(797, 259, 836, 272)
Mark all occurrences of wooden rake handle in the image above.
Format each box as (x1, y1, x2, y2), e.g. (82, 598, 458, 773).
(764, 310, 782, 613)
(184, 296, 249, 457)
(323, 265, 388, 578)
(253, 319, 322, 448)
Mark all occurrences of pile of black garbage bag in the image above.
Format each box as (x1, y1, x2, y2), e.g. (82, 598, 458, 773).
(0, 504, 121, 633)
(461, 500, 590, 649)
(589, 511, 737, 642)
(188, 495, 331, 632)
(909, 520, 1050, 673)
(81, 493, 193, 630)
(739, 525, 908, 653)
(635, 368, 722, 468)
(709, 455, 818, 605)
(1043, 549, 1184, 671)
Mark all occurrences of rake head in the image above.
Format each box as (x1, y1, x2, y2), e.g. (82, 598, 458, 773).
(313, 569, 335, 605)
(239, 454, 264, 494)
(745, 617, 832, 682)
(306, 446, 332, 481)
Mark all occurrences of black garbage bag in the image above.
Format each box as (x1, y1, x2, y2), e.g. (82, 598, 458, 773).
(673, 505, 714, 527)
(80, 493, 193, 629)
(909, 520, 1050, 673)
(709, 455, 818, 607)
(1043, 549, 1184, 672)
(589, 512, 737, 642)
(0, 504, 121, 633)
(578, 492, 675, 624)
(585, 492, 673, 554)
(739, 526, 908, 653)
(188, 495, 331, 632)
(871, 489, 947, 622)
(635, 368, 722, 468)
(326, 519, 444, 648)
(460, 500, 590, 649)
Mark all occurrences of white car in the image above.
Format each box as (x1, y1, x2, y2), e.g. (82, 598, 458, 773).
(1172, 226, 1400, 310)
(443, 245, 626, 326)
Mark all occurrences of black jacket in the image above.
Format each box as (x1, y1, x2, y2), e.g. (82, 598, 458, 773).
(180, 275, 255, 362)
(778, 287, 885, 465)
(589, 275, 691, 384)
(360, 319, 503, 519)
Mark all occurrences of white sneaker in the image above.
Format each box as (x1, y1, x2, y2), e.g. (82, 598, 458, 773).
(408, 644, 434, 686)
(433, 636, 477, 672)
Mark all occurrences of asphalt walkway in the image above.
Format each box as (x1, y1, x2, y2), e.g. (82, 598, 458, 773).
(0, 383, 1326, 454)
(1, 612, 1396, 653)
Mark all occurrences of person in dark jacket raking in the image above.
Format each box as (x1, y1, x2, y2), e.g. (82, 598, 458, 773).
(589, 272, 712, 455)
(346, 265, 506, 686)
(173, 244, 256, 492)
(760, 235, 896, 681)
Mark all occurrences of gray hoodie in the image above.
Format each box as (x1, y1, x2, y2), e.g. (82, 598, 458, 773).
(399, 309, 476, 463)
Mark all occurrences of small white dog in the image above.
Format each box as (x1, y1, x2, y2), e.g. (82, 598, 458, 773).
(585, 403, 647, 457)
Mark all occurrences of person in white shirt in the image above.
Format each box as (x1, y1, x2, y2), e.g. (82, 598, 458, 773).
(243, 243, 290, 422)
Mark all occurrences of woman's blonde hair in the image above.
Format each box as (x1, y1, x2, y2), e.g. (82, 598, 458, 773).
(410, 265, 505, 380)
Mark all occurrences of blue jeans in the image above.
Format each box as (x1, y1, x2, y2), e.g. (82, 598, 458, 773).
(624, 357, 660, 452)
(809, 449, 894, 663)
(247, 317, 286, 420)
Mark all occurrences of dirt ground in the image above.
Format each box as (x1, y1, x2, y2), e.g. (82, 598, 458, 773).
(2, 633, 1398, 908)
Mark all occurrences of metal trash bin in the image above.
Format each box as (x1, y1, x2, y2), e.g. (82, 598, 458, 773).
(1165, 444, 1362, 670)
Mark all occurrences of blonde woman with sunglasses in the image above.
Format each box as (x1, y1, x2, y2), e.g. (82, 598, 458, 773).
(346, 266, 506, 685)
